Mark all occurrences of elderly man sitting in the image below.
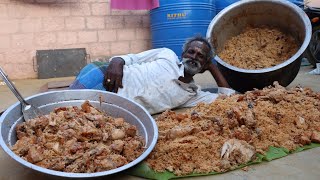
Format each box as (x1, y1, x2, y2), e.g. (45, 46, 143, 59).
(70, 36, 234, 114)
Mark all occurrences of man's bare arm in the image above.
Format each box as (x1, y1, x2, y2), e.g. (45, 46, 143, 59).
(206, 63, 230, 88)
(104, 57, 125, 92)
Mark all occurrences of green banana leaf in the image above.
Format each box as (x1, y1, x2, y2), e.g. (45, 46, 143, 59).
(125, 143, 320, 180)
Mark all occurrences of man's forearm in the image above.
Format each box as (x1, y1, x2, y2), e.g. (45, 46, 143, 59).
(207, 64, 230, 88)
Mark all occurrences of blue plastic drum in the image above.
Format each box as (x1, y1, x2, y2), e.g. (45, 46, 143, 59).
(287, 0, 304, 7)
(216, 0, 239, 14)
(150, 0, 216, 59)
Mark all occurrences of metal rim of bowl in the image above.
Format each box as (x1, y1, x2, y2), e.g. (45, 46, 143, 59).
(206, 0, 312, 73)
(0, 89, 158, 178)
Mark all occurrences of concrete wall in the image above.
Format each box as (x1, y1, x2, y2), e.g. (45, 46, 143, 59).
(0, 0, 151, 79)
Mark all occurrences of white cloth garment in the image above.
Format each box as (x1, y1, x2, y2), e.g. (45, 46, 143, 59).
(111, 48, 222, 114)
(308, 63, 320, 75)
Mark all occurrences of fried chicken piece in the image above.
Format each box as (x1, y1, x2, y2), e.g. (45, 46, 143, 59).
(27, 116, 49, 130)
(96, 158, 116, 171)
(165, 126, 196, 140)
(12, 136, 35, 156)
(111, 140, 125, 152)
(294, 134, 311, 146)
(16, 124, 28, 139)
(241, 110, 256, 128)
(108, 154, 128, 167)
(126, 126, 137, 137)
(84, 114, 104, 121)
(233, 127, 252, 142)
(266, 89, 285, 103)
(27, 146, 44, 163)
(176, 113, 189, 121)
(81, 100, 93, 113)
(44, 142, 60, 153)
(79, 125, 102, 141)
(50, 157, 66, 171)
(114, 118, 125, 126)
(123, 138, 144, 161)
(220, 139, 256, 164)
(311, 131, 320, 143)
(111, 129, 125, 140)
(294, 117, 308, 130)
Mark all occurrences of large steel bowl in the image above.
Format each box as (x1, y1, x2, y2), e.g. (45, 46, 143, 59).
(0, 90, 158, 178)
(206, 0, 312, 93)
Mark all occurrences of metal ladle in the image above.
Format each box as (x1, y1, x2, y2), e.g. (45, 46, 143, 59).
(0, 67, 41, 121)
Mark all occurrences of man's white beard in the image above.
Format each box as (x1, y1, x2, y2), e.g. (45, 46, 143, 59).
(182, 58, 202, 76)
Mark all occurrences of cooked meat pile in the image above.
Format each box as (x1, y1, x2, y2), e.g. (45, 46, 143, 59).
(218, 27, 299, 69)
(146, 82, 320, 175)
(12, 101, 145, 173)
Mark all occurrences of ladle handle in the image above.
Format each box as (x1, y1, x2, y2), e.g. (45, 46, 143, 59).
(0, 67, 29, 106)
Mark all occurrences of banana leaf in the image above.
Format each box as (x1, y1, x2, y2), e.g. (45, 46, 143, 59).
(125, 143, 320, 180)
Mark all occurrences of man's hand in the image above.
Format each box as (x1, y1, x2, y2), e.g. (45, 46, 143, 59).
(103, 57, 125, 93)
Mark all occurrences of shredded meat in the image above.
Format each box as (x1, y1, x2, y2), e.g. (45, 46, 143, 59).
(146, 82, 320, 175)
(218, 27, 299, 69)
(12, 101, 144, 173)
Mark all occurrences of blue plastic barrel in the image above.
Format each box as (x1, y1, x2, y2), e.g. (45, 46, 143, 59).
(287, 0, 304, 7)
(216, 0, 239, 14)
(150, 0, 216, 59)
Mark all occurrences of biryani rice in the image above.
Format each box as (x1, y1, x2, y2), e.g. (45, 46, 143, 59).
(146, 83, 320, 175)
(218, 27, 299, 69)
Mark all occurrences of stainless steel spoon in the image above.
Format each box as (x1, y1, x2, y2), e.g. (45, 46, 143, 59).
(0, 67, 41, 121)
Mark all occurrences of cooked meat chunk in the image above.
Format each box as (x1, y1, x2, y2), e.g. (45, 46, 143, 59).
(165, 126, 196, 140)
(111, 129, 125, 140)
(27, 146, 44, 163)
(311, 131, 320, 143)
(111, 140, 125, 152)
(126, 126, 137, 137)
(221, 139, 256, 164)
(114, 118, 125, 126)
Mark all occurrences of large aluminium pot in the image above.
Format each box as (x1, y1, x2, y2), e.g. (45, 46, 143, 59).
(206, 0, 312, 93)
(0, 90, 158, 178)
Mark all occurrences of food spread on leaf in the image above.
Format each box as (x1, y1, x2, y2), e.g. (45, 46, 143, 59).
(146, 82, 320, 175)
